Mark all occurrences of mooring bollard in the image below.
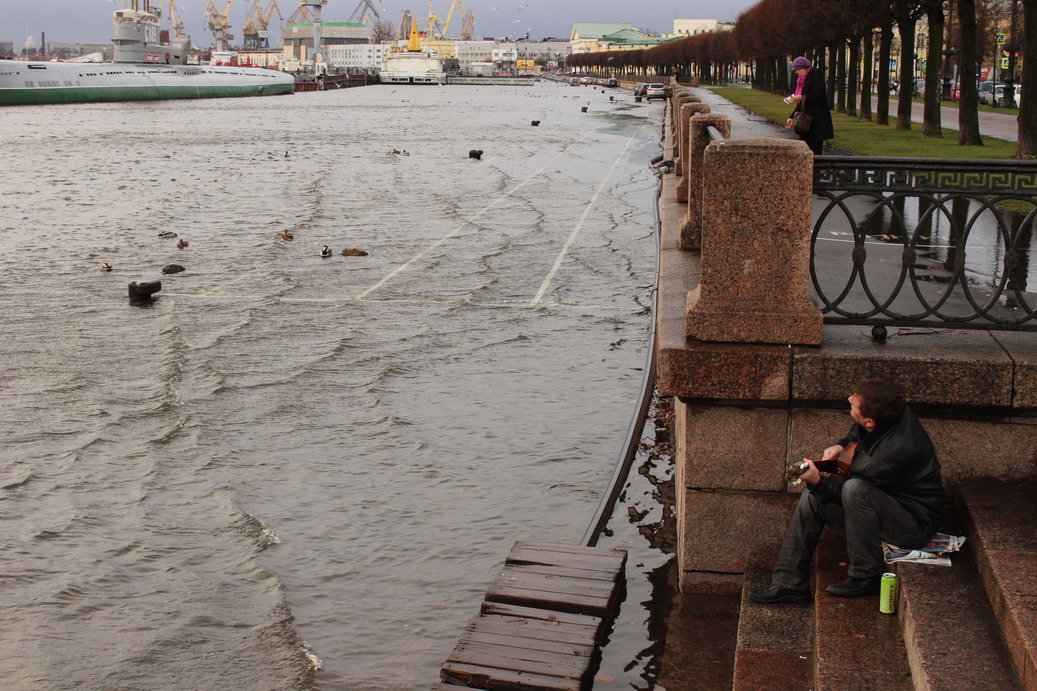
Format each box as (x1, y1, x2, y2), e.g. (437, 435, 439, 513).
(128, 280, 161, 304)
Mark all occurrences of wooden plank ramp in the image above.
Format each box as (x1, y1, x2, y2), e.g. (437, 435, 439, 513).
(439, 541, 627, 689)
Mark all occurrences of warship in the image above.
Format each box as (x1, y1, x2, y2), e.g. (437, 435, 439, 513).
(0, 1, 294, 106)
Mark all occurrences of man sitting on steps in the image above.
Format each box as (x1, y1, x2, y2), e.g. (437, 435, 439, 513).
(750, 377, 945, 603)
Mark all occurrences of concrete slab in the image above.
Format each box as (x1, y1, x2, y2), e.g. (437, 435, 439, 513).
(792, 325, 1015, 409)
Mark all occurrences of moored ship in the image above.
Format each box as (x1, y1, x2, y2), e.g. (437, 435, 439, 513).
(0, 1, 294, 106)
(379, 20, 445, 85)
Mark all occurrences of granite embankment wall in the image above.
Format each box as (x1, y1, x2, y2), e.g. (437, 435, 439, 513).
(656, 86, 1037, 593)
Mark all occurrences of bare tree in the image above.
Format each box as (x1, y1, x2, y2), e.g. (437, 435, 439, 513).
(1018, 0, 1036, 157)
(921, 0, 945, 137)
(957, 0, 984, 144)
(372, 19, 395, 43)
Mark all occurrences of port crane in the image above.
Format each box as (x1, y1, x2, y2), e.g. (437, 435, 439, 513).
(204, 0, 234, 51)
(346, 0, 380, 24)
(459, 9, 474, 40)
(396, 10, 414, 40)
(425, 0, 464, 40)
(165, 0, 187, 39)
(243, 0, 282, 50)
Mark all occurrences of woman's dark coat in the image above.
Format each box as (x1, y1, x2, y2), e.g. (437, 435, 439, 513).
(790, 67, 835, 150)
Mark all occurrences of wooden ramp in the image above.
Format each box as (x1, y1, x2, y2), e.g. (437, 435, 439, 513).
(439, 541, 627, 690)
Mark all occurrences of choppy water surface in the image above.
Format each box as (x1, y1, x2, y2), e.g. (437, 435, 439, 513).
(0, 83, 660, 688)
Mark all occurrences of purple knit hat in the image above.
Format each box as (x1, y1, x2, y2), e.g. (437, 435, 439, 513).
(792, 56, 812, 70)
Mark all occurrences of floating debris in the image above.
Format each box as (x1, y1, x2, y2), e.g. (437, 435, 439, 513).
(468, 149, 483, 160)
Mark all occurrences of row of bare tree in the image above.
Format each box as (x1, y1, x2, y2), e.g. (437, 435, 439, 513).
(567, 0, 1035, 158)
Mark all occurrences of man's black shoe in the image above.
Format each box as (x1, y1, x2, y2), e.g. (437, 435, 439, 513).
(748, 585, 812, 604)
(825, 576, 882, 598)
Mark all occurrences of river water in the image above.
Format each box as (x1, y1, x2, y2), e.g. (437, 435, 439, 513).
(0, 83, 661, 688)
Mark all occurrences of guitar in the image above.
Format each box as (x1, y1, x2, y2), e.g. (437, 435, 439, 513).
(786, 441, 858, 486)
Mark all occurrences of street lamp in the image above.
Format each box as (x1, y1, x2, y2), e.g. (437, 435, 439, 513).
(941, 48, 957, 100)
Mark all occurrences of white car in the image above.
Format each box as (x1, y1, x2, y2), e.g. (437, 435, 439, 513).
(981, 84, 1023, 107)
(645, 83, 666, 100)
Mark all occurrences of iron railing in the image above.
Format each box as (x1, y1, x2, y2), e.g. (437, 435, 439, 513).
(811, 156, 1037, 333)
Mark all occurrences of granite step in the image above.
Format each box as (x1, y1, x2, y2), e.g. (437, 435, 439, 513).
(959, 479, 1037, 689)
(812, 533, 912, 690)
(898, 546, 1022, 689)
(732, 566, 813, 690)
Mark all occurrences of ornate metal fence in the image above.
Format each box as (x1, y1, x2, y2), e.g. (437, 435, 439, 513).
(811, 156, 1037, 332)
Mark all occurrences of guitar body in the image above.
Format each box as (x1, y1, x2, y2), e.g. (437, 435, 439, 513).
(815, 441, 857, 477)
(786, 441, 857, 484)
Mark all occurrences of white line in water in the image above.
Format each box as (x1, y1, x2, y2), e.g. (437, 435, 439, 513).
(353, 123, 612, 301)
(529, 119, 645, 306)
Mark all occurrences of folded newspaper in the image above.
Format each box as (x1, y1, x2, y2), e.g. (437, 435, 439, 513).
(882, 533, 966, 567)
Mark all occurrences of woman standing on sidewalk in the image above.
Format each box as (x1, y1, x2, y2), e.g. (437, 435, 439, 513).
(785, 56, 834, 155)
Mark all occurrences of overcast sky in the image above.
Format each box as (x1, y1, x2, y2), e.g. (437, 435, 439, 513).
(1, 0, 759, 47)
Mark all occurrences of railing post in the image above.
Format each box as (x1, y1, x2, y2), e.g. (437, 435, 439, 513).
(687, 138, 823, 345)
(674, 102, 710, 201)
(676, 111, 725, 235)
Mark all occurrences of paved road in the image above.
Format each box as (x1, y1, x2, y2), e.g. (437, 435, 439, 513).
(878, 97, 1018, 142)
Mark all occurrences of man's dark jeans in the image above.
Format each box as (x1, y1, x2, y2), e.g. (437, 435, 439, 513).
(772, 478, 935, 589)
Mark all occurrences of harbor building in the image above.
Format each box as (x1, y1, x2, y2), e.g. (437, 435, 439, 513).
(281, 21, 371, 65)
(327, 43, 389, 72)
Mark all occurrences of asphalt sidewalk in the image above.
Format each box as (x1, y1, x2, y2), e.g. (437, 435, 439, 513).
(688, 87, 1020, 143)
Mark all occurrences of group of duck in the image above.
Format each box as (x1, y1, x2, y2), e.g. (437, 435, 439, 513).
(98, 230, 187, 274)
(281, 229, 368, 258)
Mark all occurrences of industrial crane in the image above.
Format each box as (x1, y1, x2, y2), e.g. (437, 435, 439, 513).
(243, 0, 282, 50)
(460, 9, 474, 40)
(204, 0, 234, 51)
(397, 10, 414, 40)
(166, 0, 187, 39)
(425, 0, 463, 40)
(346, 0, 380, 24)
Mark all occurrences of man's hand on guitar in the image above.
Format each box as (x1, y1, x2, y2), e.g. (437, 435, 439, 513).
(786, 458, 821, 486)
(821, 444, 844, 462)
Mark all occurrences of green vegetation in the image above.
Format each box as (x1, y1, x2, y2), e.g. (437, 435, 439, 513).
(710, 87, 1018, 159)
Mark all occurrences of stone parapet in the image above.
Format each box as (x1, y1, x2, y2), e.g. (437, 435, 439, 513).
(687, 138, 823, 345)
(680, 113, 730, 250)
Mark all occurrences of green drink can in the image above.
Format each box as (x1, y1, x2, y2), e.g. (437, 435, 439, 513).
(879, 572, 898, 614)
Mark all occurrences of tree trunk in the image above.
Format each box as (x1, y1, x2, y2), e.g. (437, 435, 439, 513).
(861, 31, 874, 120)
(896, 17, 916, 129)
(1017, 0, 1037, 157)
(827, 45, 837, 109)
(847, 37, 860, 118)
(922, 4, 944, 137)
(877, 23, 893, 125)
(957, 0, 983, 145)
(836, 43, 847, 112)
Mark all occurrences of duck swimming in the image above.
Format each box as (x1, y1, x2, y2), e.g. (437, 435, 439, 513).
(320, 245, 332, 258)
(99, 262, 112, 272)
(158, 231, 178, 239)
(176, 239, 189, 249)
(281, 229, 294, 241)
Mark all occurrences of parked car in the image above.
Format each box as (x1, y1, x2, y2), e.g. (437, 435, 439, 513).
(981, 84, 1023, 107)
(645, 83, 666, 100)
(606, 77, 618, 87)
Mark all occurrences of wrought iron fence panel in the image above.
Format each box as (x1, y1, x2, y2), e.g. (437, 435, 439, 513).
(811, 157, 1037, 332)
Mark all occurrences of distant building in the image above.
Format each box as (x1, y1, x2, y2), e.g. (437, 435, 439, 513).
(670, 19, 734, 37)
(515, 40, 569, 66)
(569, 22, 635, 54)
(281, 22, 372, 64)
(570, 22, 676, 54)
(455, 40, 496, 69)
(0, 41, 14, 58)
(327, 43, 388, 71)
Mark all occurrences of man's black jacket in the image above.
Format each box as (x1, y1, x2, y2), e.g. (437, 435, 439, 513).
(809, 407, 944, 533)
